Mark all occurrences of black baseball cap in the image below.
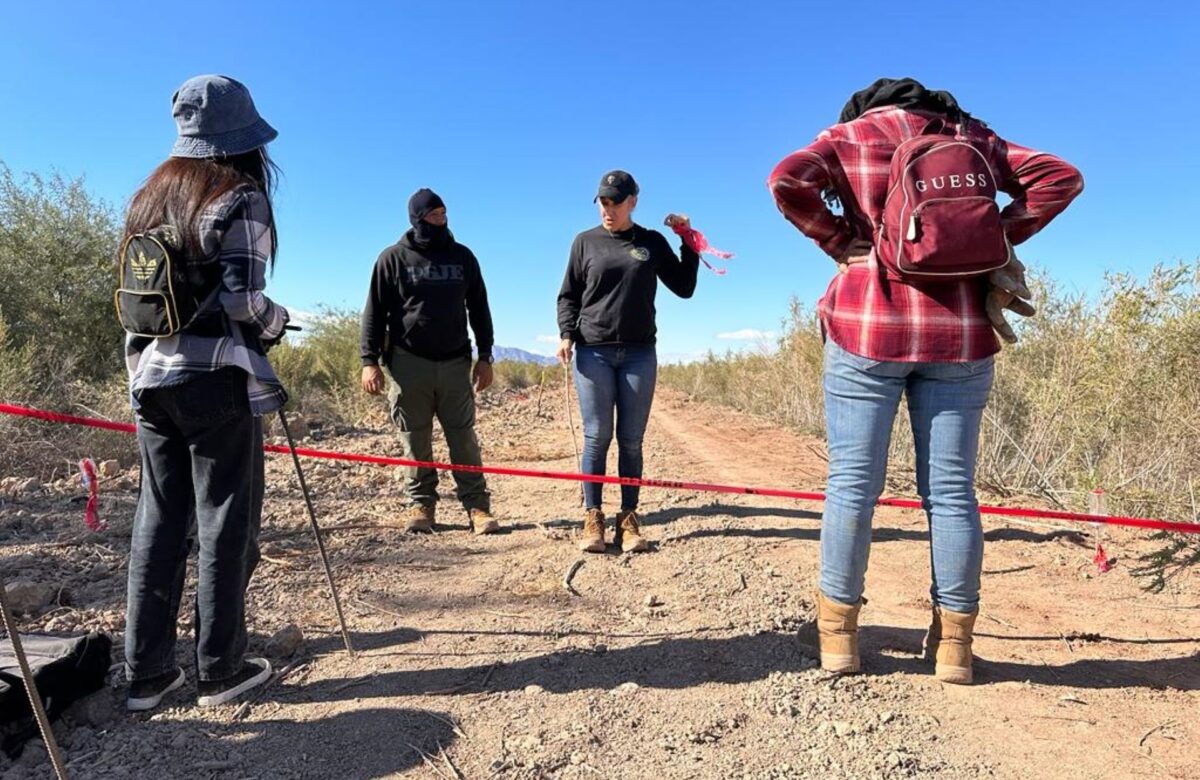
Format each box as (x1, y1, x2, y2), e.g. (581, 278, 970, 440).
(594, 170, 639, 203)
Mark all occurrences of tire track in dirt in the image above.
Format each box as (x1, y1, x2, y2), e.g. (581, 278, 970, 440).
(644, 390, 1200, 780)
(648, 392, 827, 493)
(2, 389, 1196, 779)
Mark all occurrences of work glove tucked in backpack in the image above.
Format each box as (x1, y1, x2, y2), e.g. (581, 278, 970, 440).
(986, 247, 1035, 344)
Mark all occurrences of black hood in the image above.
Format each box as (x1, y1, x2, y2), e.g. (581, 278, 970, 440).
(839, 77, 968, 124)
(407, 188, 451, 247)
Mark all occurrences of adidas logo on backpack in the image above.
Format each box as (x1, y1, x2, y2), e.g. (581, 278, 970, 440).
(114, 226, 219, 338)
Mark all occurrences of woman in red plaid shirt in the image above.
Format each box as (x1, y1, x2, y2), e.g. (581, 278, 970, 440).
(769, 78, 1082, 684)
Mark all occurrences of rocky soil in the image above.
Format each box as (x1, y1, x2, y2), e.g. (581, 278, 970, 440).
(1, 388, 1196, 779)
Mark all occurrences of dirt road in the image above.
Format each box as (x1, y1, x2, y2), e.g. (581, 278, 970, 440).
(1, 388, 1196, 779)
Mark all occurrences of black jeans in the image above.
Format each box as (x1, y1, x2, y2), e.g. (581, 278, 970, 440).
(124, 368, 264, 683)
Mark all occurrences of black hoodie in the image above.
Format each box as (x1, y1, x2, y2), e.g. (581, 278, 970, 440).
(360, 230, 494, 365)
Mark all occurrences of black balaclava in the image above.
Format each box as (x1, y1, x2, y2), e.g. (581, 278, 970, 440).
(838, 77, 968, 124)
(408, 188, 451, 247)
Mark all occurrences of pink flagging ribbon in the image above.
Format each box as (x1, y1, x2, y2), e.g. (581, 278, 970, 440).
(669, 221, 734, 275)
(78, 458, 107, 532)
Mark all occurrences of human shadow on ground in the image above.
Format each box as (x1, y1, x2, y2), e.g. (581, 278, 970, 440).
(863, 626, 1200, 691)
(666, 525, 926, 544)
(174, 707, 458, 780)
(264, 629, 813, 705)
(637, 503, 823, 527)
(264, 622, 1200, 709)
(982, 527, 1087, 545)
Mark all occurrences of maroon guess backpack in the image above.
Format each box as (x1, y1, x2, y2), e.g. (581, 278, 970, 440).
(875, 122, 1009, 279)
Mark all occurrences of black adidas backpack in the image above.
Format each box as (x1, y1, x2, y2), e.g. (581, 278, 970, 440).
(114, 225, 220, 337)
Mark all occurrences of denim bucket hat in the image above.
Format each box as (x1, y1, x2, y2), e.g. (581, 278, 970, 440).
(170, 75, 278, 159)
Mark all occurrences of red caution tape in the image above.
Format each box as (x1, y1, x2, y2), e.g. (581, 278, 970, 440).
(3, 401, 1199, 534)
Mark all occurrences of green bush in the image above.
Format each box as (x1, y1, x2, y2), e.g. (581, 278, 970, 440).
(0, 164, 124, 381)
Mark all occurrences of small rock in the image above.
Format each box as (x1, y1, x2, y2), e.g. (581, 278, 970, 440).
(569, 752, 586, 766)
(14, 740, 46, 769)
(524, 684, 545, 695)
(285, 416, 311, 440)
(265, 624, 305, 657)
(612, 682, 640, 695)
(832, 720, 854, 738)
(97, 460, 121, 478)
(65, 690, 114, 728)
(879, 711, 895, 724)
(644, 594, 662, 608)
(3, 581, 56, 614)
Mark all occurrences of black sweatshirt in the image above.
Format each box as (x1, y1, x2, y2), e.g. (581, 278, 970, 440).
(361, 230, 494, 365)
(556, 224, 699, 346)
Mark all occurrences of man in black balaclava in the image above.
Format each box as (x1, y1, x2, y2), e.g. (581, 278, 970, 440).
(360, 188, 499, 535)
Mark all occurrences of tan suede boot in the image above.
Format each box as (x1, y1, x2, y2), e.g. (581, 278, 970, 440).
(401, 503, 435, 533)
(614, 510, 650, 553)
(816, 592, 861, 674)
(468, 508, 500, 535)
(928, 606, 978, 684)
(579, 509, 606, 553)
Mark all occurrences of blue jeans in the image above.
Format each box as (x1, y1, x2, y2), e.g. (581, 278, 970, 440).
(574, 344, 657, 510)
(125, 368, 264, 683)
(820, 340, 994, 613)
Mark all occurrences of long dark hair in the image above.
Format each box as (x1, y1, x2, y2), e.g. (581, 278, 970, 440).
(123, 147, 280, 265)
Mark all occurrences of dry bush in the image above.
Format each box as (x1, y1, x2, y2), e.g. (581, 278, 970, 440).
(661, 264, 1200, 589)
(660, 300, 826, 436)
(492, 361, 549, 391)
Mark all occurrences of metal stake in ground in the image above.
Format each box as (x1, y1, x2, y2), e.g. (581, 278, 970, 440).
(563, 363, 584, 507)
(277, 409, 355, 658)
(0, 571, 70, 780)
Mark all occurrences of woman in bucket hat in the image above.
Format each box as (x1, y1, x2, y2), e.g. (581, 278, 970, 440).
(556, 171, 700, 554)
(122, 75, 290, 711)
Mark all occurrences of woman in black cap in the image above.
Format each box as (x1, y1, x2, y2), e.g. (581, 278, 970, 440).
(556, 170, 699, 553)
(121, 75, 288, 711)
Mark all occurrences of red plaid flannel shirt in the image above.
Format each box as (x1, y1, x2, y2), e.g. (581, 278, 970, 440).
(768, 107, 1083, 362)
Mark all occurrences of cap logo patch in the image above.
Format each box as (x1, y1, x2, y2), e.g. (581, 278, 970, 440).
(607, 175, 617, 184)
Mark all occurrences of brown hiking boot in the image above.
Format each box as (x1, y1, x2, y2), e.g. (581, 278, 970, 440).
(614, 510, 650, 553)
(468, 507, 500, 535)
(579, 509, 606, 553)
(816, 591, 862, 674)
(401, 503, 435, 533)
(925, 606, 978, 684)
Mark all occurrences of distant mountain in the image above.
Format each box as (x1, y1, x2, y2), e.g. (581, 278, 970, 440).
(475, 346, 558, 365)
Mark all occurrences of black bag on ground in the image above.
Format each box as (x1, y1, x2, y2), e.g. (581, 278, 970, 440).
(0, 632, 112, 757)
(115, 225, 221, 337)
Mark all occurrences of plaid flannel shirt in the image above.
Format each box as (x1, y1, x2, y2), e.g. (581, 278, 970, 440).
(125, 187, 290, 415)
(769, 107, 1083, 362)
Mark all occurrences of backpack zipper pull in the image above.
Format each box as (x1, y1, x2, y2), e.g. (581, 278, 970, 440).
(907, 213, 919, 241)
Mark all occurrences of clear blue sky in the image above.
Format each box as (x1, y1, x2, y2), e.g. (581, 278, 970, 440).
(2, 2, 1197, 361)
